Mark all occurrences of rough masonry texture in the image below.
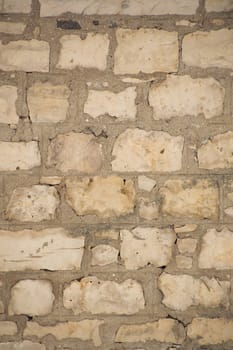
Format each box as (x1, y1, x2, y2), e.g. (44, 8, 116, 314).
(0, 1, 233, 350)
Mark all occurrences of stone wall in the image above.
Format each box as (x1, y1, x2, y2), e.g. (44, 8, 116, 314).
(0, 0, 233, 349)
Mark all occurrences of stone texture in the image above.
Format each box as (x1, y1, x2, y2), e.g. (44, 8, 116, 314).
(0, 228, 84, 271)
(160, 179, 218, 219)
(0, 22, 26, 34)
(23, 320, 104, 346)
(174, 224, 198, 233)
(6, 185, 59, 222)
(224, 207, 233, 217)
(206, 0, 233, 12)
(91, 245, 119, 266)
(47, 132, 103, 173)
(112, 128, 184, 172)
(65, 176, 135, 218)
(199, 228, 233, 269)
(0, 300, 4, 313)
(138, 176, 156, 191)
(8, 279, 54, 316)
(40, 176, 62, 185)
(27, 82, 70, 123)
(63, 277, 145, 314)
(40, 0, 198, 16)
(0, 322, 17, 336)
(177, 238, 197, 254)
(0, 141, 40, 171)
(95, 230, 119, 240)
(149, 75, 224, 120)
(176, 255, 193, 269)
(0, 40, 49, 72)
(187, 318, 233, 345)
(198, 131, 233, 169)
(159, 273, 229, 311)
(0, 85, 18, 124)
(115, 319, 185, 344)
(0, 0, 32, 13)
(57, 34, 109, 70)
(114, 29, 178, 74)
(182, 29, 233, 69)
(138, 200, 159, 220)
(120, 227, 176, 270)
(84, 87, 137, 120)
(0, 342, 46, 350)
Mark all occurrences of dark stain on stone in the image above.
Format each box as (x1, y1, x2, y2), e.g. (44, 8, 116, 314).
(57, 20, 81, 30)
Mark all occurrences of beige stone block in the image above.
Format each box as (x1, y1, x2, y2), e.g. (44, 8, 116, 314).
(159, 273, 229, 311)
(0, 228, 84, 271)
(149, 75, 224, 120)
(47, 132, 103, 173)
(183, 29, 233, 69)
(84, 87, 137, 120)
(8, 279, 54, 316)
(112, 128, 184, 172)
(198, 131, 233, 169)
(27, 83, 70, 123)
(91, 245, 118, 266)
(63, 277, 145, 314)
(0, 40, 49, 72)
(0, 22, 26, 34)
(115, 319, 185, 344)
(120, 227, 175, 269)
(23, 320, 104, 346)
(65, 176, 135, 218)
(6, 185, 59, 222)
(187, 318, 233, 345)
(160, 179, 218, 219)
(114, 29, 178, 74)
(199, 228, 233, 269)
(57, 34, 109, 70)
(0, 141, 40, 171)
(0, 85, 18, 124)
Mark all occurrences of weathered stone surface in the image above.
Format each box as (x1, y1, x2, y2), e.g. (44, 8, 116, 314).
(63, 277, 145, 315)
(95, 230, 119, 240)
(198, 131, 233, 169)
(206, 0, 233, 12)
(182, 29, 233, 69)
(114, 29, 178, 74)
(6, 185, 59, 222)
(0, 322, 17, 336)
(0, 141, 40, 171)
(0, 40, 49, 72)
(0, 22, 26, 34)
(138, 200, 159, 220)
(112, 129, 184, 172)
(174, 224, 198, 233)
(160, 179, 218, 219)
(199, 228, 233, 269)
(57, 34, 109, 70)
(40, 176, 62, 185)
(149, 75, 224, 120)
(0, 0, 32, 13)
(91, 245, 118, 266)
(47, 132, 103, 173)
(65, 176, 135, 218)
(0, 300, 4, 313)
(120, 227, 176, 270)
(0, 341, 46, 350)
(176, 255, 192, 269)
(224, 207, 233, 217)
(115, 319, 185, 344)
(84, 87, 137, 120)
(40, 0, 198, 16)
(159, 273, 229, 311)
(0, 85, 18, 124)
(177, 238, 197, 254)
(187, 318, 233, 345)
(23, 320, 104, 346)
(138, 176, 156, 191)
(0, 228, 84, 271)
(8, 279, 54, 316)
(27, 83, 70, 123)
